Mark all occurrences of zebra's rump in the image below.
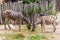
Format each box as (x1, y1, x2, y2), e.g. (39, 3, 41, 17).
(34, 15, 57, 25)
(9, 10, 24, 19)
(3, 10, 24, 20)
(42, 15, 57, 23)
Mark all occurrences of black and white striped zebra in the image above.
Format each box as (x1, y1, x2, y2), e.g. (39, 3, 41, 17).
(34, 15, 58, 32)
(2, 10, 31, 31)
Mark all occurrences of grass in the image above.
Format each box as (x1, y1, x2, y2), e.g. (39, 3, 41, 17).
(0, 33, 50, 40)
(0, 33, 53, 40)
(28, 35, 48, 40)
(6, 34, 24, 40)
(0, 33, 25, 40)
(0, 24, 54, 40)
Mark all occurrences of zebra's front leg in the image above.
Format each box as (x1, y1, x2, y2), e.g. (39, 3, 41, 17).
(27, 24, 31, 30)
(32, 23, 36, 31)
(52, 22, 56, 32)
(41, 23, 45, 33)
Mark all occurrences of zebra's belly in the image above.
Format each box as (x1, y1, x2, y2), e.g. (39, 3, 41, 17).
(9, 16, 19, 21)
(45, 20, 53, 25)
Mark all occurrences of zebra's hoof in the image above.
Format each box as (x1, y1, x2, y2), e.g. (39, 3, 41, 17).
(32, 29, 35, 31)
(27, 27, 31, 30)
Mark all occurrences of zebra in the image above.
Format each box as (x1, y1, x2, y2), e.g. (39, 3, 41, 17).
(2, 10, 31, 31)
(34, 15, 58, 32)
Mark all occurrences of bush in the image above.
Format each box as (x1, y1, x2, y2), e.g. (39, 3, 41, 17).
(28, 35, 48, 40)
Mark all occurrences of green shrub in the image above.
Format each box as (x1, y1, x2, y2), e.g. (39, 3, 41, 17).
(29, 35, 47, 40)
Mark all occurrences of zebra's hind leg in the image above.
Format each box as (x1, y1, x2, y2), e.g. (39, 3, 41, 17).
(3, 19, 7, 30)
(41, 19, 45, 33)
(52, 22, 56, 32)
(2, 17, 7, 30)
(7, 19, 11, 30)
(41, 23, 45, 33)
(8, 24, 11, 30)
(18, 19, 21, 32)
(4, 22, 7, 30)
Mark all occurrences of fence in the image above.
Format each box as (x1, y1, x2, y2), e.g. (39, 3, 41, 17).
(0, 1, 55, 24)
